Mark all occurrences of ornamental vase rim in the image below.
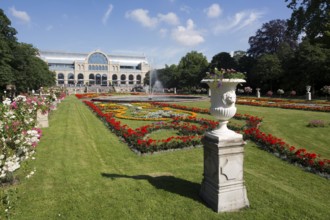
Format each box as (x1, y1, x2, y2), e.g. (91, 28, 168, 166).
(201, 78, 246, 84)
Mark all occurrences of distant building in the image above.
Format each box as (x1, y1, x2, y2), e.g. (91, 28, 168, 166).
(38, 50, 150, 90)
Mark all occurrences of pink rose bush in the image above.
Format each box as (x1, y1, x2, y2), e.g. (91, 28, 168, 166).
(0, 93, 60, 183)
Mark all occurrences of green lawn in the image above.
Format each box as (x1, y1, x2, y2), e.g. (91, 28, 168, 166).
(3, 95, 330, 219)
(182, 101, 330, 159)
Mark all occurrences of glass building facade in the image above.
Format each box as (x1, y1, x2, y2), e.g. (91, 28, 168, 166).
(38, 50, 150, 87)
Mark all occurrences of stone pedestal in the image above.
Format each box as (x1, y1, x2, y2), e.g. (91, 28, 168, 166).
(306, 92, 311, 101)
(200, 132, 249, 212)
(52, 102, 57, 110)
(36, 110, 49, 128)
(256, 89, 260, 98)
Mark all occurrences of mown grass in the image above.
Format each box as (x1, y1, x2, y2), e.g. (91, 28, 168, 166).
(3, 95, 330, 219)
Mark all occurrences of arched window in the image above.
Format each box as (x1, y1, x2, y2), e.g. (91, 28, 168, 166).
(68, 73, 74, 85)
(102, 74, 107, 86)
(88, 52, 108, 64)
(112, 74, 118, 85)
(121, 74, 126, 85)
(96, 74, 101, 85)
(58, 73, 64, 85)
(136, 75, 141, 84)
(89, 74, 95, 85)
(78, 73, 84, 85)
(129, 74, 134, 85)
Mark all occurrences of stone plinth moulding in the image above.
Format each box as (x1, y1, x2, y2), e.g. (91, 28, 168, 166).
(200, 133, 249, 212)
(36, 110, 49, 128)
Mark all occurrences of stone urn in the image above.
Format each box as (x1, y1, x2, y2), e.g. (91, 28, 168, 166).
(201, 79, 245, 139)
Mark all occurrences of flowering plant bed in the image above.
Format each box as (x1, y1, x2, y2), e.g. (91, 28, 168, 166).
(244, 128, 330, 177)
(75, 93, 112, 99)
(84, 101, 220, 153)
(237, 97, 330, 112)
(84, 99, 330, 178)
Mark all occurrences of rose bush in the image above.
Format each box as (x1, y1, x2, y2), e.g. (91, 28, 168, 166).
(0, 91, 65, 184)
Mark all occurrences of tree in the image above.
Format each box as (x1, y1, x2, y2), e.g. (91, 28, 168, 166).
(157, 64, 179, 88)
(288, 40, 328, 93)
(233, 50, 246, 62)
(209, 52, 237, 70)
(0, 40, 14, 87)
(0, 9, 17, 43)
(143, 70, 150, 86)
(250, 54, 283, 91)
(177, 51, 209, 89)
(0, 10, 55, 93)
(237, 55, 256, 87)
(10, 43, 55, 93)
(286, 0, 330, 45)
(248, 19, 297, 57)
(0, 9, 17, 88)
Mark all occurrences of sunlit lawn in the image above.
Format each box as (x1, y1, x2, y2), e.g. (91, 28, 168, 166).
(182, 100, 330, 159)
(3, 95, 330, 219)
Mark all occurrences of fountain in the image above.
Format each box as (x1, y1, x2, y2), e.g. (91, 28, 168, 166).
(148, 69, 164, 100)
(92, 66, 206, 103)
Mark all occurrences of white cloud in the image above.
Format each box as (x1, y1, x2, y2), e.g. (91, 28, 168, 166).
(212, 10, 263, 34)
(125, 9, 158, 28)
(158, 12, 179, 26)
(205, 3, 222, 18)
(171, 19, 204, 47)
(102, 4, 114, 25)
(9, 7, 30, 24)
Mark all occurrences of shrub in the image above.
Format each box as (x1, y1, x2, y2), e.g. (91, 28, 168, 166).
(307, 119, 327, 128)
(267, 91, 273, 97)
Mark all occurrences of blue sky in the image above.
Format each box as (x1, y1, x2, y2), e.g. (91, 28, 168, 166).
(1, 0, 292, 68)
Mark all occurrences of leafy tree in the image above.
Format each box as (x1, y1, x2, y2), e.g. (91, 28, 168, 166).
(248, 19, 297, 57)
(237, 55, 256, 87)
(0, 9, 17, 88)
(143, 70, 150, 86)
(10, 43, 56, 93)
(233, 50, 246, 62)
(0, 40, 14, 87)
(323, 11, 330, 47)
(286, 0, 329, 45)
(0, 9, 17, 43)
(250, 54, 283, 91)
(157, 64, 179, 88)
(0, 10, 55, 93)
(177, 51, 209, 89)
(209, 52, 237, 70)
(288, 40, 328, 92)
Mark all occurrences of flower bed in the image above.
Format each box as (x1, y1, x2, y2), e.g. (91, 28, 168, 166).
(244, 128, 330, 177)
(75, 93, 111, 99)
(237, 97, 330, 112)
(84, 100, 330, 178)
(84, 101, 219, 153)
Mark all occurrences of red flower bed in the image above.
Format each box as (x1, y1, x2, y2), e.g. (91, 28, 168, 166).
(244, 127, 330, 176)
(83, 101, 219, 153)
(83, 100, 330, 177)
(237, 98, 330, 112)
